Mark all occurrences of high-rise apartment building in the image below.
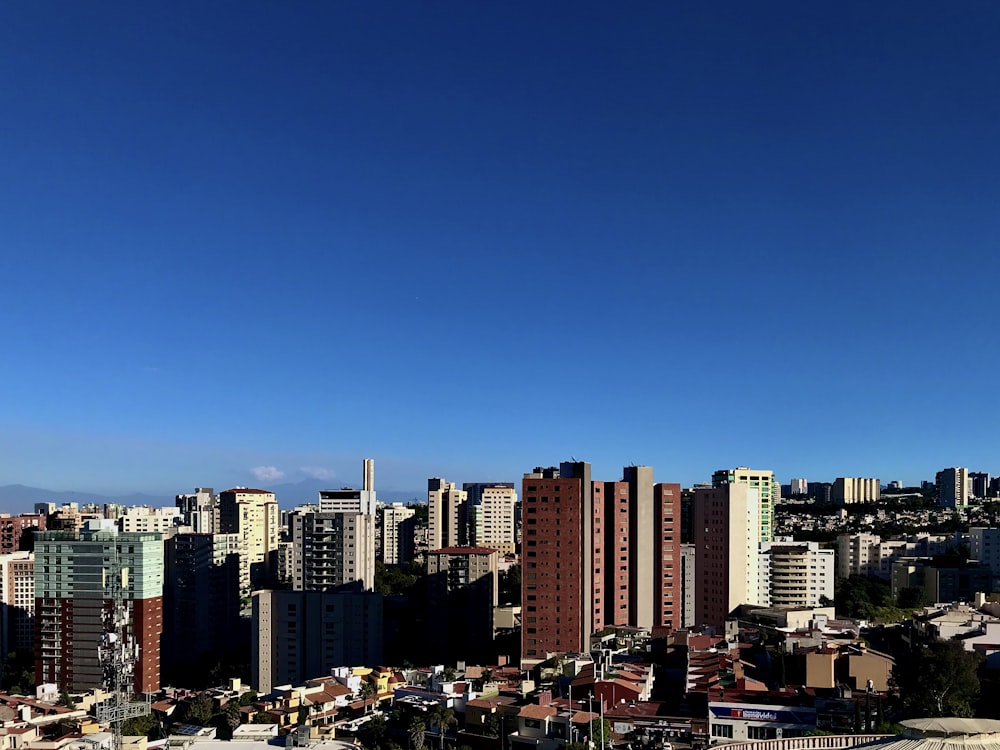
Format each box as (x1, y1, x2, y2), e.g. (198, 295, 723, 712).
(970, 473, 991, 499)
(175, 488, 219, 533)
(712, 467, 777, 542)
(970, 527, 1000, 591)
(520, 462, 681, 665)
(758, 541, 834, 608)
(380, 503, 416, 565)
(428, 478, 468, 550)
(219, 487, 280, 593)
(0, 515, 46, 555)
(680, 544, 696, 629)
(692, 484, 762, 629)
(936, 467, 970, 508)
(788, 478, 808, 496)
(470, 485, 518, 555)
(289, 460, 378, 591)
(118, 506, 182, 534)
(0, 552, 35, 655)
(251, 589, 382, 694)
(35, 522, 163, 693)
(426, 546, 498, 663)
(163, 532, 242, 680)
(832, 477, 880, 505)
(290, 511, 376, 591)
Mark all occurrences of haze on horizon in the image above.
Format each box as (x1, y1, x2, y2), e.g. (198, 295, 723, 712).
(3, 2, 998, 497)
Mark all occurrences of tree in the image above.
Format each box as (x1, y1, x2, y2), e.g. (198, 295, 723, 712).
(58, 690, 76, 709)
(238, 690, 258, 706)
(589, 718, 611, 747)
(226, 701, 242, 731)
(483, 713, 501, 738)
(427, 706, 457, 750)
(361, 712, 387, 750)
(121, 713, 156, 738)
(442, 666, 458, 682)
(409, 718, 426, 750)
(184, 694, 216, 726)
(359, 680, 377, 713)
(893, 639, 982, 717)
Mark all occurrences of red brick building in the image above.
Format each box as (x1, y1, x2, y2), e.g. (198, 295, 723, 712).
(521, 462, 681, 666)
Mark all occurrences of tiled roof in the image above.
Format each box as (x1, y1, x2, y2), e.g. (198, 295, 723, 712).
(520, 704, 557, 720)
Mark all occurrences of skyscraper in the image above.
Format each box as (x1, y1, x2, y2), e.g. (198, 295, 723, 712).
(381, 503, 416, 565)
(936, 467, 970, 508)
(0, 552, 35, 655)
(712, 467, 778, 542)
(163, 532, 242, 680)
(219, 487, 280, 594)
(832, 477, 880, 505)
(428, 478, 468, 550)
(175, 488, 218, 533)
(290, 459, 378, 591)
(520, 462, 681, 666)
(35, 522, 164, 693)
(692, 484, 761, 629)
(470, 485, 518, 555)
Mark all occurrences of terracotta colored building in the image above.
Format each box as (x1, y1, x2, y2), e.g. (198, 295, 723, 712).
(0, 514, 46, 555)
(521, 462, 681, 666)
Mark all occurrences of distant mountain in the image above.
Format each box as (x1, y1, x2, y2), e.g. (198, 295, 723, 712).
(0, 481, 424, 514)
(0, 484, 172, 513)
(267, 479, 423, 507)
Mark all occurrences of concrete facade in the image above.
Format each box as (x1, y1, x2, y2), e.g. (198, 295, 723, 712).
(219, 488, 280, 594)
(937, 467, 971, 508)
(380, 503, 416, 565)
(251, 589, 383, 694)
(693, 484, 762, 629)
(712, 467, 778, 543)
(428, 478, 469, 550)
(832, 477, 881, 505)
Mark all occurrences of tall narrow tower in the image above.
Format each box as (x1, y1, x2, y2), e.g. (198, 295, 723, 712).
(96, 543, 149, 750)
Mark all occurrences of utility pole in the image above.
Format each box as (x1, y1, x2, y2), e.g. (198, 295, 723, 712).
(96, 539, 150, 750)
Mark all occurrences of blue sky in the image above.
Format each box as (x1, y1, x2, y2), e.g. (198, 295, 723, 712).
(2, 2, 999, 497)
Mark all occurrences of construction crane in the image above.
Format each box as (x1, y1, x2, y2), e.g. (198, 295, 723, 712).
(96, 539, 150, 750)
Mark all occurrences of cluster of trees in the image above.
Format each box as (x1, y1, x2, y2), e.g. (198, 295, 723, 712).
(834, 575, 927, 623)
(892, 640, 982, 718)
(359, 704, 459, 750)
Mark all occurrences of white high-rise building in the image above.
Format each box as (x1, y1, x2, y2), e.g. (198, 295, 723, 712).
(118, 506, 183, 534)
(693, 484, 762, 628)
(471, 485, 518, 555)
(0, 552, 34, 654)
(381, 503, 416, 565)
(290, 459, 378, 590)
(175, 487, 218, 533)
(832, 477, 881, 505)
(937, 467, 970, 508)
(758, 540, 834, 608)
(428, 478, 468, 550)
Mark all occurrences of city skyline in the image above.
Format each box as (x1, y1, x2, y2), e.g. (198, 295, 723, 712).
(4, 3, 1000, 495)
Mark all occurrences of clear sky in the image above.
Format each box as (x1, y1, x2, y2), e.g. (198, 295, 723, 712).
(2, 2, 999, 497)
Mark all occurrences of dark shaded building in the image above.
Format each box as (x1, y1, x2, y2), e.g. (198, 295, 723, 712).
(426, 546, 498, 664)
(163, 532, 243, 684)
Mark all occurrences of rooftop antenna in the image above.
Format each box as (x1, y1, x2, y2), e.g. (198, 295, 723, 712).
(96, 538, 150, 750)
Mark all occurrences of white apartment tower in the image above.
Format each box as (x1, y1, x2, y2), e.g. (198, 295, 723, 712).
(428, 478, 468, 550)
(758, 540, 834, 608)
(219, 487, 280, 594)
(937, 467, 970, 508)
(0, 552, 34, 654)
(291, 459, 378, 590)
(832, 477, 881, 505)
(175, 487, 218, 533)
(711, 467, 778, 543)
(471, 485, 518, 555)
(380, 503, 416, 565)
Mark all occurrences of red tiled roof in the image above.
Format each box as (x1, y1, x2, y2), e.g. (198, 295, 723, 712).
(520, 704, 557, 720)
(428, 546, 498, 555)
